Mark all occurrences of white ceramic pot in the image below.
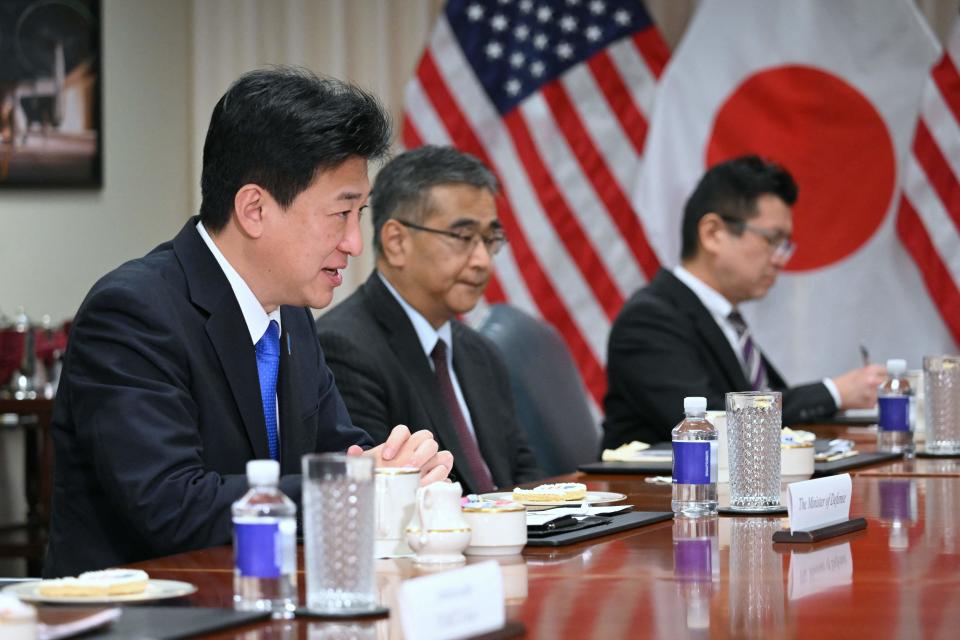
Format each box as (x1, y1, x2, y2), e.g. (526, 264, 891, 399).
(405, 481, 471, 564)
(781, 443, 815, 483)
(462, 501, 527, 556)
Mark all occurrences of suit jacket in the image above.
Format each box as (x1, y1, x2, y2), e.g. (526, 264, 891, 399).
(602, 269, 836, 449)
(316, 273, 542, 493)
(44, 218, 372, 577)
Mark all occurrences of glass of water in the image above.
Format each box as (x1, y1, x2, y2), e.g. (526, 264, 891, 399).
(725, 391, 782, 511)
(923, 356, 960, 455)
(302, 453, 378, 614)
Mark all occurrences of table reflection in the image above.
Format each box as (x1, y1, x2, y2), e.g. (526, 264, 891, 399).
(925, 476, 960, 555)
(727, 518, 786, 638)
(787, 541, 853, 600)
(307, 620, 379, 640)
(879, 479, 918, 550)
(672, 517, 718, 632)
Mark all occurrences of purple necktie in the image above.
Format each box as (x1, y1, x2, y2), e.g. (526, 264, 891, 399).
(430, 340, 495, 493)
(727, 310, 768, 391)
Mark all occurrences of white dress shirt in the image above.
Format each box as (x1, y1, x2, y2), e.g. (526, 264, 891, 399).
(378, 272, 479, 436)
(672, 265, 840, 407)
(197, 221, 283, 427)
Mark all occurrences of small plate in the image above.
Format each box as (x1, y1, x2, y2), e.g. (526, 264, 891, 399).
(481, 491, 627, 508)
(2, 579, 197, 604)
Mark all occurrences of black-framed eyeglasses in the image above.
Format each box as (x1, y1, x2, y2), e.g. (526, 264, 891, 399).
(719, 214, 796, 262)
(396, 220, 508, 256)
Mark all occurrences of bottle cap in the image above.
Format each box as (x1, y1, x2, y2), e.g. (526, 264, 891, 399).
(246, 459, 280, 487)
(684, 397, 707, 413)
(886, 359, 907, 375)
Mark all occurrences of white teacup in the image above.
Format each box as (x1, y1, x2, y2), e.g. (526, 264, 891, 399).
(0, 595, 37, 640)
(462, 500, 527, 556)
(375, 467, 420, 558)
(781, 443, 815, 483)
(706, 410, 729, 483)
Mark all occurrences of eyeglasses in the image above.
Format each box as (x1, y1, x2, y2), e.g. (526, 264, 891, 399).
(396, 220, 508, 256)
(719, 215, 796, 262)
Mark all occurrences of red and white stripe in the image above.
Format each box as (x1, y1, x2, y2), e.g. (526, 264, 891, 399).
(896, 16, 960, 344)
(402, 14, 669, 406)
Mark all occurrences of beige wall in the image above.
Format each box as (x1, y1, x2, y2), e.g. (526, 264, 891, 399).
(0, 0, 191, 575)
(0, 0, 192, 324)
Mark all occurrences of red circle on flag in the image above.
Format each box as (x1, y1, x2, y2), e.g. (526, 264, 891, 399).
(705, 65, 896, 272)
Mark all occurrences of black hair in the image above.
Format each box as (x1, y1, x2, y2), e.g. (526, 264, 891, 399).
(680, 155, 797, 260)
(370, 145, 498, 254)
(199, 66, 392, 231)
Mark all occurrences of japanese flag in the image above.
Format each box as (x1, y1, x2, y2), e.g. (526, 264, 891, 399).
(634, 0, 953, 382)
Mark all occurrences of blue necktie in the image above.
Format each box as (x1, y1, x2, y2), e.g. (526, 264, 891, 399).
(255, 320, 280, 461)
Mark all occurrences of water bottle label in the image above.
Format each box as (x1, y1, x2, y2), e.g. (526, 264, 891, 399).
(235, 519, 294, 578)
(672, 441, 717, 485)
(878, 396, 910, 432)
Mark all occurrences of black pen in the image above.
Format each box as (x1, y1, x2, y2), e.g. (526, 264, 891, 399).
(859, 342, 870, 367)
(544, 515, 578, 530)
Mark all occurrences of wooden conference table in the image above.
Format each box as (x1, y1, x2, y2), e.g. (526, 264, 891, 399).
(126, 431, 960, 640)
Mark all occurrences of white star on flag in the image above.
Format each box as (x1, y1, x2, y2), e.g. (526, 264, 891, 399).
(467, 4, 484, 21)
(485, 41, 504, 59)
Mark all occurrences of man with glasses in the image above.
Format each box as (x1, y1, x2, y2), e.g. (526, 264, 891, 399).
(317, 146, 542, 493)
(603, 155, 885, 447)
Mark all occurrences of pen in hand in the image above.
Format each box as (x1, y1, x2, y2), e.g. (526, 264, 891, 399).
(859, 342, 870, 367)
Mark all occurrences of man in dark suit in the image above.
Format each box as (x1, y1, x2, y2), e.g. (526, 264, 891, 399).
(317, 146, 542, 494)
(603, 156, 886, 448)
(45, 68, 453, 577)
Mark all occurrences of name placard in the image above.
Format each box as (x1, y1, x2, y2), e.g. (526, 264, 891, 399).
(787, 474, 853, 533)
(398, 561, 505, 640)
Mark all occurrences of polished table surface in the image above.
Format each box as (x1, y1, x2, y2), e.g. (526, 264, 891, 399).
(124, 463, 960, 639)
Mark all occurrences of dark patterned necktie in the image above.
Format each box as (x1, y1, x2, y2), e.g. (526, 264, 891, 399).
(430, 339, 495, 493)
(727, 310, 768, 391)
(255, 320, 280, 461)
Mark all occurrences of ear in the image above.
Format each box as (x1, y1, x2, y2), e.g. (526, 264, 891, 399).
(233, 184, 268, 239)
(380, 219, 409, 268)
(697, 212, 728, 256)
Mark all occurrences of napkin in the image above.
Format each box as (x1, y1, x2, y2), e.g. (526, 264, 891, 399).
(601, 440, 657, 461)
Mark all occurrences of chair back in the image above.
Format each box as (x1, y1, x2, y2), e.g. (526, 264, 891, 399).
(475, 305, 601, 475)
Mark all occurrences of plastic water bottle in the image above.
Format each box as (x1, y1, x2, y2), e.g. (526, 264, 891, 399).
(672, 397, 718, 517)
(232, 460, 298, 617)
(877, 359, 914, 456)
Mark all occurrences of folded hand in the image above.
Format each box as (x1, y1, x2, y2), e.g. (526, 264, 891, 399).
(347, 424, 453, 485)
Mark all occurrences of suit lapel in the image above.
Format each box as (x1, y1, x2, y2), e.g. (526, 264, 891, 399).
(173, 218, 271, 460)
(363, 274, 480, 491)
(657, 270, 750, 390)
(278, 307, 314, 474)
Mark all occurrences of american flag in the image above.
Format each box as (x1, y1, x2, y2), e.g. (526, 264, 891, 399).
(402, 0, 669, 407)
(896, 13, 960, 346)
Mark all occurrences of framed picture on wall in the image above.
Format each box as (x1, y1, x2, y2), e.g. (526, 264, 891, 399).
(0, 0, 101, 187)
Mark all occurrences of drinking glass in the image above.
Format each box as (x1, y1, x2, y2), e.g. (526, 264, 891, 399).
(302, 454, 377, 613)
(923, 356, 960, 454)
(726, 391, 782, 511)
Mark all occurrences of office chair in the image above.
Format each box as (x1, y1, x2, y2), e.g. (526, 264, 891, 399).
(475, 304, 601, 476)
